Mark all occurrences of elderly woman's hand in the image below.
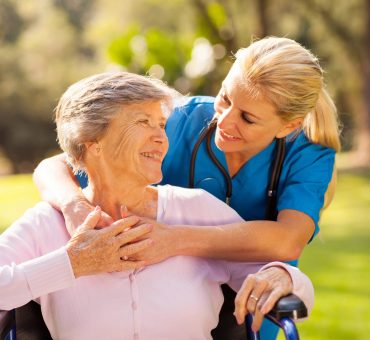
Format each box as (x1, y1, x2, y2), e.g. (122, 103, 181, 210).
(62, 196, 114, 236)
(66, 206, 153, 277)
(234, 266, 293, 332)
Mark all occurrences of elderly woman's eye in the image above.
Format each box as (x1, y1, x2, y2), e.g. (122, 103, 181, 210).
(138, 119, 150, 125)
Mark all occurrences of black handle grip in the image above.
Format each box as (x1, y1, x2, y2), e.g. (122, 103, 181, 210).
(267, 294, 308, 320)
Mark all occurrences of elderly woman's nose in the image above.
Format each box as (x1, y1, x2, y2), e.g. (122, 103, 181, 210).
(151, 127, 167, 144)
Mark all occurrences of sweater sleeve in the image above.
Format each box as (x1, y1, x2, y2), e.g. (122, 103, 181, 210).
(258, 261, 314, 315)
(0, 203, 75, 310)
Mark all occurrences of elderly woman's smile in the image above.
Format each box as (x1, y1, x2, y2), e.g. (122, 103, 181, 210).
(89, 100, 169, 188)
(140, 151, 164, 162)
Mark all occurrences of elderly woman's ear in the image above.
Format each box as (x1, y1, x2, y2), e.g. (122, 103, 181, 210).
(84, 142, 101, 156)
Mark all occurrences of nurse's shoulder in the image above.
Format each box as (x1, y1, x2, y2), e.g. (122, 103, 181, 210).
(284, 130, 336, 168)
(165, 96, 215, 139)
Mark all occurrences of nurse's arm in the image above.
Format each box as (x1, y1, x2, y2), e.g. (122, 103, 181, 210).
(33, 154, 113, 234)
(33, 153, 82, 209)
(148, 209, 314, 263)
(173, 209, 314, 262)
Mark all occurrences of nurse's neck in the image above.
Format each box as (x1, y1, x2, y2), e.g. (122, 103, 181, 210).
(225, 152, 253, 177)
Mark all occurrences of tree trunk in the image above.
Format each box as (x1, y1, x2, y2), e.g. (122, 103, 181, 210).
(354, 0, 370, 166)
(255, 0, 269, 37)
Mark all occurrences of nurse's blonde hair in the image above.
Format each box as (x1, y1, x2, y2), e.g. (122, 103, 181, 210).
(235, 37, 341, 207)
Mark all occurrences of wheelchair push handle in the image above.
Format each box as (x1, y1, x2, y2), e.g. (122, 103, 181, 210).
(246, 294, 307, 340)
(268, 293, 308, 320)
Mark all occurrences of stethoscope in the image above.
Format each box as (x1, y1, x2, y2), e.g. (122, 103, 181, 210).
(189, 118, 286, 220)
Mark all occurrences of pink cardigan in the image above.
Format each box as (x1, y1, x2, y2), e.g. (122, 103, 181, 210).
(0, 185, 313, 340)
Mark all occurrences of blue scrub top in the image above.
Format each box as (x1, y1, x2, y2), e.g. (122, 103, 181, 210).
(162, 96, 335, 240)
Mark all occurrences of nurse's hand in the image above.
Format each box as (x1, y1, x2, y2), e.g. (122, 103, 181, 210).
(234, 266, 293, 331)
(61, 196, 114, 235)
(119, 206, 176, 265)
(66, 207, 153, 277)
(123, 221, 175, 265)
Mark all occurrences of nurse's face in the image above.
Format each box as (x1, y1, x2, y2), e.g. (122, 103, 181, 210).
(96, 100, 169, 185)
(214, 63, 292, 161)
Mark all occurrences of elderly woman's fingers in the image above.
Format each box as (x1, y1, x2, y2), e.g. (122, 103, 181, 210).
(251, 305, 265, 332)
(234, 274, 255, 324)
(120, 205, 133, 219)
(260, 289, 285, 315)
(246, 279, 268, 315)
(104, 216, 141, 237)
(115, 223, 153, 246)
(118, 260, 146, 272)
(119, 238, 153, 259)
(98, 210, 114, 228)
(80, 206, 102, 230)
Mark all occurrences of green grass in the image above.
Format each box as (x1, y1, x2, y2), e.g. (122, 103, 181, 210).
(294, 170, 370, 339)
(1, 172, 370, 339)
(0, 174, 40, 232)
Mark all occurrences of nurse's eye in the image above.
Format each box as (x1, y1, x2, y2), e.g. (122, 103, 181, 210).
(220, 92, 231, 105)
(159, 122, 166, 129)
(241, 112, 255, 124)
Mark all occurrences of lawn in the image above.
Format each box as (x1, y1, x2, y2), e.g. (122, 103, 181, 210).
(0, 171, 369, 339)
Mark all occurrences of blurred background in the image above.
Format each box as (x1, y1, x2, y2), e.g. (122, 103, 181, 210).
(0, 0, 369, 339)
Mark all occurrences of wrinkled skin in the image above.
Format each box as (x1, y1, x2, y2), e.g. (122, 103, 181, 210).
(234, 266, 293, 331)
(66, 207, 153, 277)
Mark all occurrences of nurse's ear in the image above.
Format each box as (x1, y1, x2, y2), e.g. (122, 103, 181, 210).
(84, 142, 101, 157)
(276, 117, 303, 138)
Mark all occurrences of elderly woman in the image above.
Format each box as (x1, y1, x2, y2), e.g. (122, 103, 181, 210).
(0, 72, 313, 339)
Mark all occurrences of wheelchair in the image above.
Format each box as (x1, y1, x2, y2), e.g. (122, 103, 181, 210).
(0, 294, 307, 340)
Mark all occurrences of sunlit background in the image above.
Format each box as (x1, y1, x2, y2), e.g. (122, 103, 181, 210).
(0, 0, 369, 339)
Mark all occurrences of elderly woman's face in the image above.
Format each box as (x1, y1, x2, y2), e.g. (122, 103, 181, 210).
(96, 100, 169, 185)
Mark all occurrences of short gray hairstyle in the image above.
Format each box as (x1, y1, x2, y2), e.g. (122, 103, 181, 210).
(55, 72, 177, 172)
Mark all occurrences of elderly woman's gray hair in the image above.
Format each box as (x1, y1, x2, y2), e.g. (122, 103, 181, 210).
(55, 72, 176, 173)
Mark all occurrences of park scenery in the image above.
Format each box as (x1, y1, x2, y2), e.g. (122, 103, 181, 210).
(0, 1, 369, 339)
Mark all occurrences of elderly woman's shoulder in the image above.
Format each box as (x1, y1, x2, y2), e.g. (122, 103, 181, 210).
(1, 202, 67, 246)
(19, 202, 65, 229)
(158, 185, 242, 224)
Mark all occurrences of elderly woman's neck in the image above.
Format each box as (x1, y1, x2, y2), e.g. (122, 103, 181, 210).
(83, 180, 158, 221)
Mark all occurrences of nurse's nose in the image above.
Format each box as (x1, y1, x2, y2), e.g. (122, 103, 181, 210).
(217, 106, 237, 130)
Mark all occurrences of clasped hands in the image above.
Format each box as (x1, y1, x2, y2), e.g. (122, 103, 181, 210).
(64, 198, 293, 331)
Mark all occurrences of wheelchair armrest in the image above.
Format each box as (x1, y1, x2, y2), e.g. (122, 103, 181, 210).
(267, 294, 308, 320)
(0, 310, 15, 340)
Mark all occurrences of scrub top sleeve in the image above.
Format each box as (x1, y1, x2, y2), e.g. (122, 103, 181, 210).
(278, 145, 335, 238)
(75, 171, 88, 189)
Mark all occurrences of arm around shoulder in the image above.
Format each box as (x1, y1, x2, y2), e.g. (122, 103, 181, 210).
(33, 153, 83, 210)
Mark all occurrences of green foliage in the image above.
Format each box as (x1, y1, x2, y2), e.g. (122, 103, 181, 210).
(108, 25, 139, 66)
(207, 2, 227, 29)
(108, 26, 191, 84)
(0, 0, 369, 170)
